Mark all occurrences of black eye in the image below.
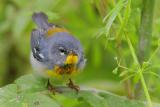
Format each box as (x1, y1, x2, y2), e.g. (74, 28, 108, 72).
(59, 47, 67, 55)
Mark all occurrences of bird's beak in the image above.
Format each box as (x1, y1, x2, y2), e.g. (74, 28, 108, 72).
(65, 53, 78, 65)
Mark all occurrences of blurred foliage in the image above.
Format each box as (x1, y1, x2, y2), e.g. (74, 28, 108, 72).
(1, 0, 160, 106)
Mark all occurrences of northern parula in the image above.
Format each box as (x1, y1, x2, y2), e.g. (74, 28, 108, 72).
(30, 12, 86, 92)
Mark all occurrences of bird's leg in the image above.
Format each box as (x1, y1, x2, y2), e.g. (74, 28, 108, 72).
(47, 79, 62, 94)
(47, 79, 56, 94)
(67, 78, 80, 93)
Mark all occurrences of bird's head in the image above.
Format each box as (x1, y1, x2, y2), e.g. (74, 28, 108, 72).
(47, 32, 85, 69)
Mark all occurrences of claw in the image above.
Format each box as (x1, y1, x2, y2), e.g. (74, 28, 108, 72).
(67, 78, 80, 93)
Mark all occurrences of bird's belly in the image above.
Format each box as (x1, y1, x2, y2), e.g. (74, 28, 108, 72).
(46, 65, 78, 85)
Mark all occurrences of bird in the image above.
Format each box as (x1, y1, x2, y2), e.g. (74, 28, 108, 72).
(30, 12, 86, 92)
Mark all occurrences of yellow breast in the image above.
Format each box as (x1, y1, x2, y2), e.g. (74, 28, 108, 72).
(46, 65, 78, 77)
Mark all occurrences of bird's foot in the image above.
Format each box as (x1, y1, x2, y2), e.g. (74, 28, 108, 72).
(67, 79, 80, 93)
(47, 80, 62, 94)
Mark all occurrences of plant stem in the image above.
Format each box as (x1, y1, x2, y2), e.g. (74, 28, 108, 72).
(126, 35, 139, 65)
(139, 69, 153, 107)
(136, 0, 155, 99)
(125, 34, 153, 107)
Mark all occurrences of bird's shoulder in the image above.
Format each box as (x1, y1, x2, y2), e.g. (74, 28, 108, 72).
(46, 26, 69, 37)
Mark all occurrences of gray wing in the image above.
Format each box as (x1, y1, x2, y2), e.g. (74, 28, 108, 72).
(31, 29, 48, 62)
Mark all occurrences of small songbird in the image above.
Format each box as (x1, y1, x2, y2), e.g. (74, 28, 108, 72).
(30, 12, 86, 92)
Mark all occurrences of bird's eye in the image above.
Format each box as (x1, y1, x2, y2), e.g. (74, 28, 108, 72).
(59, 47, 66, 55)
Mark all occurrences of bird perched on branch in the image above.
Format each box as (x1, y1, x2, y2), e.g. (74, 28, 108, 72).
(30, 12, 86, 92)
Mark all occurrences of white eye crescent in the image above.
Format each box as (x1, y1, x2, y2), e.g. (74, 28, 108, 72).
(59, 47, 66, 56)
(60, 52, 65, 56)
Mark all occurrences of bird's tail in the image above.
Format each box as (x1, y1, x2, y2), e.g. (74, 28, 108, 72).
(32, 12, 51, 30)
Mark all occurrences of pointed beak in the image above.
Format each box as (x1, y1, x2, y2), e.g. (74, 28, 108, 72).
(65, 53, 78, 65)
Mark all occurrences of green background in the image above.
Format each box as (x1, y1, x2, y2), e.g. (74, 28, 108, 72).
(0, 0, 160, 104)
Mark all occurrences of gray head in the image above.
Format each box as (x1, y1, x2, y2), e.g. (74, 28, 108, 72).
(46, 32, 85, 69)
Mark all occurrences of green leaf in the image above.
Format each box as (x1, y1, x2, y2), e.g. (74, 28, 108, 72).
(133, 72, 141, 84)
(119, 70, 128, 77)
(142, 61, 150, 69)
(0, 84, 22, 107)
(21, 92, 60, 107)
(78, 90, 108, 107)
(99, 91, 145, 107)
(102, 0, 127, 37)
(115, 0, 131, 42)
(112, 67, 118, 74)
(0, 84, 60, 107)
(15, 74, 47, 92)
(0, 74, 160, 107)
